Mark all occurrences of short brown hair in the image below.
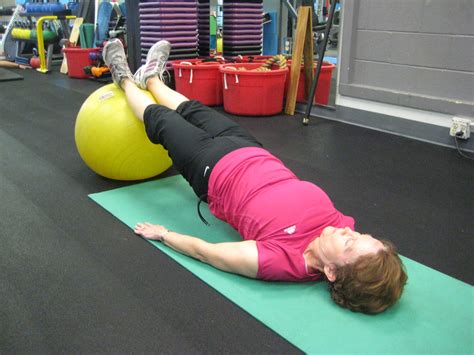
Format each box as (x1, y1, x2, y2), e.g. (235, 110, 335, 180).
(328, 240, 407, 314)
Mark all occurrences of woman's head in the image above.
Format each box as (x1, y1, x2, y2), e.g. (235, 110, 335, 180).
(312, 227, 407, 314)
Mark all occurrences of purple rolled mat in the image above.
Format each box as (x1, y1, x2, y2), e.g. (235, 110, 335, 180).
(141, 47, 197, 54)
(140, 19, 198, 25)
(140, 13, 197, 19)
(170, 48, 199, 54)
(168, 54, 198, 61)
(141, 36, 198, 44)
(169, 55, 198, 61)
(139, 7, 197, 13)
(139, 1, 196, 7)
(169, 52, 199, 57)
(224, 45, 263, 49)
(142, 40, 198, 47)
(142, 41, 197, 48)
(223, 18, 263, 24)
(223, 7, 262, 12)
(169, 51, 199, 55)
(223, 29, 263, 35)
(224, 50, 263, 54)
(224, 39, 263, 45)
(223, 25, 263, 31)
(224, 52, 263, 57)
(140, 25, 198, 31)
(223, 34, 262, 40)
(141, 30, 198, 37)
(224, 48, 263, 53)
(224, 7, 263, 11)
(223, 43, 262, 48)
(223, 22, 262, 27)
(224, 12, 263, 21)
(223, 3, 263, 8)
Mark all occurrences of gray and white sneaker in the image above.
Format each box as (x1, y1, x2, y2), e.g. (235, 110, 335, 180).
(103, 38, 134, 89)
(134, 40, 172, 89)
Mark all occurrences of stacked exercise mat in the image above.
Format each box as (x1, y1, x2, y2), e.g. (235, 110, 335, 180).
(222, 0, 263, 57)
(197, 0, 210, 57)
(138, 0, 198, 66)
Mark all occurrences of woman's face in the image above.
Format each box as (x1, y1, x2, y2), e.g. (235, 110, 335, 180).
(318, 227, 384, 266)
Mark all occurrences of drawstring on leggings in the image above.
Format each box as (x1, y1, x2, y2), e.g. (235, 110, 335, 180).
(197, 194, 210, 226)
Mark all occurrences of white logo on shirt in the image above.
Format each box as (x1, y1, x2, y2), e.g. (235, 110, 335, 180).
(284, 225, 296, 234)
(203, 166, 210, 177)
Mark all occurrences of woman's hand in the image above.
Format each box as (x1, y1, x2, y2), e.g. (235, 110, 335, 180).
(134, 222, 170, 241)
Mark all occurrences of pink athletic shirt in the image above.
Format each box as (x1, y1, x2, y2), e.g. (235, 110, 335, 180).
(207, 147, 355, 282)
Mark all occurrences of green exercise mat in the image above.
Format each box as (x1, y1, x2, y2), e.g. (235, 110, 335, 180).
(0, 68, 23, 81)
(79, 23, 95, 48)
(90, 175, 473, 354)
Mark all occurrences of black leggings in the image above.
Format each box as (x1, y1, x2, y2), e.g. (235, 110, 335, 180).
(143, 100, 262, 200)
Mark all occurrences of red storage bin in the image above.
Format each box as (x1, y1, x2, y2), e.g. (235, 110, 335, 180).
(219, 63, 288, 116)
(172, 59, 223, 106)
(63, 47, 100, 79)
(287, 61, 336, 105)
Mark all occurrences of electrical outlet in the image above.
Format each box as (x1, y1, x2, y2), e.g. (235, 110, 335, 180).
(449, 117, 471, 140)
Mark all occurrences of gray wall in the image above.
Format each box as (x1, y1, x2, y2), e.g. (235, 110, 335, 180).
(339, 0, 474, 117)
(0, 1, 16, 6)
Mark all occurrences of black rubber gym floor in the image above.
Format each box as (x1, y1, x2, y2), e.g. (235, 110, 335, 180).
(0, 69, 472, 352)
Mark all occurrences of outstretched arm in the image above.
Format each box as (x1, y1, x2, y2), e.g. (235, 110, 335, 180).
(134, 222, 258, 278)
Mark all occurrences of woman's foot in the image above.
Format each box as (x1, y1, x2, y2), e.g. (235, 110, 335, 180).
(134, 40, 172, 89)
(103, 38, 134, 89)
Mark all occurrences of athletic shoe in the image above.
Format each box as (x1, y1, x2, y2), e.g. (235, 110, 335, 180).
(134, 40, 172, 89)
(103, 38, 134, 89)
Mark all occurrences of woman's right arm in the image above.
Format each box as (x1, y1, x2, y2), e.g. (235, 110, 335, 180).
(134, 222, 259, 278)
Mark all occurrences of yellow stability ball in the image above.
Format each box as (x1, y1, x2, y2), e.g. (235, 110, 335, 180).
(75, 84, 172, 180)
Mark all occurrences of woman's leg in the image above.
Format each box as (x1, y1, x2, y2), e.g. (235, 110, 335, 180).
(146, 76, 189, 110)
(103, 38, 217, 197)
(146, 77, 261, 146)
(121, 79, 155, 121)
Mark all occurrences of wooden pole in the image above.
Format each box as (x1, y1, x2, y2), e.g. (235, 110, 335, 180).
(285, 6, 314, 115)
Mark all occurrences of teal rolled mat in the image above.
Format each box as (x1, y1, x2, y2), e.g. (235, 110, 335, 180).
(90, 175, 473, 354)
(79, 23, 95, 48)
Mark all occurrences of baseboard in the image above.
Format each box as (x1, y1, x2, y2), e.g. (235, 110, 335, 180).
(295, 103, 474, 153)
